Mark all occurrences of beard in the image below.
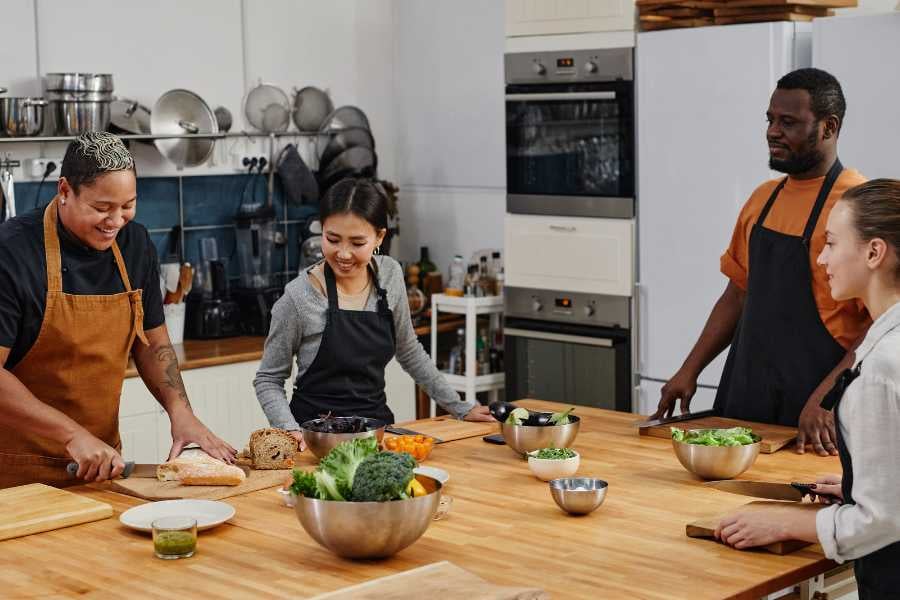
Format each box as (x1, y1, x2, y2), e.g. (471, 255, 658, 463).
(768, 128, 824, 175)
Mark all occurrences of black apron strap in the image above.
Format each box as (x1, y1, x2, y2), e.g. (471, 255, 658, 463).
(802, 158, 843, 245)
(322, 262, 340, 312)
(756, 177, 788, 227)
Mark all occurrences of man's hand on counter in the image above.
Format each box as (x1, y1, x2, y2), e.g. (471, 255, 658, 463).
(652, 367, 698, 420)
(796, 400, 838, 456)
(66, 428, 126, 482)
(167, 407, 237, 463)
(464, 404, 495, 422)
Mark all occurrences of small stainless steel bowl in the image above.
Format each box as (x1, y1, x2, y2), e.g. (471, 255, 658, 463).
(672, 431, 761, 480)
(549, 477, 608, 515)
(294, 474, 442, 558)
(500, 416, 580, 455)
(300, 417, 385, 459)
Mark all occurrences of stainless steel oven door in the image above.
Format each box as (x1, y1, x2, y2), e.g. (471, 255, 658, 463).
(504, 318, 631, 411)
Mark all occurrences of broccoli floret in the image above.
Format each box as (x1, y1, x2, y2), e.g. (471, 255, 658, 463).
(350, 451, 418, 502)
(317, 436, 379, 498)
(290, 469, 318, 498)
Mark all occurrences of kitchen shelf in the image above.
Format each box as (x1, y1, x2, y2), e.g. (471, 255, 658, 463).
(430, 294, 504, 412)
(0, 131, 320, 144)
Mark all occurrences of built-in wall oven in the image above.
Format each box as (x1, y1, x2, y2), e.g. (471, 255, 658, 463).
(504, 48, 636, 412)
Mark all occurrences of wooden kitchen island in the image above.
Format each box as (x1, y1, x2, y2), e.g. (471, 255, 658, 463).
(2, 400, 844, 599)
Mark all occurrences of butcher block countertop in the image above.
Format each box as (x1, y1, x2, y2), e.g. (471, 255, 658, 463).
(2, 400, 841, 599)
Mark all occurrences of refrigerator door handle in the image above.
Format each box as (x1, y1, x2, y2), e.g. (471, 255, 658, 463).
(632, 281, 642, 386)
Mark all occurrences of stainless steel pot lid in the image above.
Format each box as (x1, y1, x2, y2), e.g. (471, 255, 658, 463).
(110, 98, 151, 134)
(151, 89, 217, 167)
(44, 73, 114, 93)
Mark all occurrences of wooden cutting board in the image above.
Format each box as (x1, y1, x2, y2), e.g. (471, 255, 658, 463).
(639, 415, 797, 453)
(109, 468, 291, 501)
(309, 561, 548, 600)
(389, 416, 500, 443)
(686, 501, 818, 555)
(0, 483, 113, 541)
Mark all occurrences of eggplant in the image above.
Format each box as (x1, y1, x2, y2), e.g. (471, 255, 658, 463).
(527, 411, 554, 426)
(489, 401, 517, 422)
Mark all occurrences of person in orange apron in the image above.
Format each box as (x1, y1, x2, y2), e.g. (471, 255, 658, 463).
(0, 132, 235, 489)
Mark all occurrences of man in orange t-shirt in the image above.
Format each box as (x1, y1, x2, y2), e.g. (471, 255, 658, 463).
(653, 68, 871, 456)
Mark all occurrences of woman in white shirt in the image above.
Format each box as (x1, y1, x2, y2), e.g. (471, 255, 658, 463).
(715, 179, 900, 600)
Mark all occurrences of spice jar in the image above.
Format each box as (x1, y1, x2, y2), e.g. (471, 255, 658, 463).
(152, 516, 197, 559)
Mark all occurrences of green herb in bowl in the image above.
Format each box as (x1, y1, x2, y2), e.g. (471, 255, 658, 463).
(530, 447, 577, 460)
(670, 426, 760, 446)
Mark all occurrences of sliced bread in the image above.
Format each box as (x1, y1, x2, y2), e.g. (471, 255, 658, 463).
(249, 428, 299, 469)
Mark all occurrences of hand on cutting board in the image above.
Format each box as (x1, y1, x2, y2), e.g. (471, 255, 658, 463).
(66, 428, 126, 482)
(652, 367, 697, 420)
(464, 404, 495, 422)
(796, 400, 838, 456)
(168, 410, 237, 463)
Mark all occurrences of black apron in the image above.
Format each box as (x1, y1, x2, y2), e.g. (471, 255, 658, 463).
(714, 159, 846, 425)
(821, 365, 900, 600)
(290, 262, 397, 425)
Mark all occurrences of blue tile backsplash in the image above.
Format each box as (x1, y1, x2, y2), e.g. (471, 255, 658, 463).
(14, 174, 318, 282)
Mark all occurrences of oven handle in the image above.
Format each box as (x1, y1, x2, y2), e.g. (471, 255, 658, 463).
(503, 327, 614, 348)
(505, 91, 616, 102)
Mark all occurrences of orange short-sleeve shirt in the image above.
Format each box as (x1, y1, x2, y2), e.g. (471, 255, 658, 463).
(720, 168, 870, 350)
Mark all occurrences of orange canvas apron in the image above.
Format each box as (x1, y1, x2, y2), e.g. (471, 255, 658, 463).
(0, 197, 148, 488)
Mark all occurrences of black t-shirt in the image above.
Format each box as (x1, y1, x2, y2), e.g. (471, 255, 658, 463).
(0, 207, 165, 369)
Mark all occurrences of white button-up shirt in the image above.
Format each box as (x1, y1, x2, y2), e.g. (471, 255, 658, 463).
(816, 300, 900, 563)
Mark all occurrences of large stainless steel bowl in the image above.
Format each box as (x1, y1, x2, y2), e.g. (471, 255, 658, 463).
(294, 474, 441, 558)
(44, 72, 113, 93)
(672, 432, 761, 480)
(500, 416, 580, 455)
(301, 417, 385, 459)
(549, 477, 608, 515)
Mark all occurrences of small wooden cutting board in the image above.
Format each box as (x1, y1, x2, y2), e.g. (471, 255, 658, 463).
(109, 468, 291, 501)
(686, 501, 819, 554)
(639, 415, 797, 453)
(0, 484, 113, 541)
(309, 561, 548, 600)
(389, 416, 500, 443)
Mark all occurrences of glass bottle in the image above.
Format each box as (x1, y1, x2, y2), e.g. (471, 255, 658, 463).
(448, 327, 466, 375)
(447, 254, 465, 291)
(418, 246, 437, 289)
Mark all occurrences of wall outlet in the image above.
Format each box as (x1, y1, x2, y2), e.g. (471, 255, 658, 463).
(24, 158, 63, 179)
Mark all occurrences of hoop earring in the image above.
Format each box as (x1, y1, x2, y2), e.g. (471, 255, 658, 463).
(374, 246, 381, 255)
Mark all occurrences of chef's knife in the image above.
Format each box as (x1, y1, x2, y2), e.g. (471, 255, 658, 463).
(635, 409, 717, 429)
(704, 480, 839, 502)
(65, 461, 159, 479)
(384, 425, 444, 443)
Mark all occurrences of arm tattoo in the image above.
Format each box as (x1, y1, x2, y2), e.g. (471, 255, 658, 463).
(155, 344, 190, 407)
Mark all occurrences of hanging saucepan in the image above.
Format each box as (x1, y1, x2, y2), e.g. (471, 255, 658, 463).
(319, 146, 377, 191)
(317, 126, 375, 170)
(109, 98, 151, 135)
(292, 86, 333, 132)
(151, 89, 218, 168)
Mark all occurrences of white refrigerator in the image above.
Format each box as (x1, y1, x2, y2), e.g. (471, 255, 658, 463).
(813, 13, 900, 180)
(634, 23, 812, 415)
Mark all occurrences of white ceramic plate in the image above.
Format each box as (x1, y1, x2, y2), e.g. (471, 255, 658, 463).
(414, 466, 449, 485)
(119, 499, 236, 532)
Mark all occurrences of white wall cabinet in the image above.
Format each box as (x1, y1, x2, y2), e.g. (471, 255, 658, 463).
(505, 0, 636, 37)
(120, 357, 415, 463)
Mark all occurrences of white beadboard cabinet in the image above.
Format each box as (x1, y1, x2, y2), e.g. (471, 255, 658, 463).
(119, 358, 415, 464)
(505, 0, 636, 36)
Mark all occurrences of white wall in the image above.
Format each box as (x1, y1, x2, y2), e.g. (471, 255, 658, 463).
(392, 0, 507, 269)
(1, 0, 396, 181)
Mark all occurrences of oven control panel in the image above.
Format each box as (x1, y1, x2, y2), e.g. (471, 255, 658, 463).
(505, 48, 633, 85)
(505, 287, 630, 329)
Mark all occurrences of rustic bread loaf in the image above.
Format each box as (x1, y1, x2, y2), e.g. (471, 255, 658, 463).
(248, 428, 298, 469)
(156, 449, 246, 486)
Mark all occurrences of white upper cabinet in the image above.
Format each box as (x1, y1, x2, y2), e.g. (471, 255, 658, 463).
(506, 0, 636, 36)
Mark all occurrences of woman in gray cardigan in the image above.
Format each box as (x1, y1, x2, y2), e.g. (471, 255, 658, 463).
(253, 178, 493, 445)
(715, 179, 900, 600)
